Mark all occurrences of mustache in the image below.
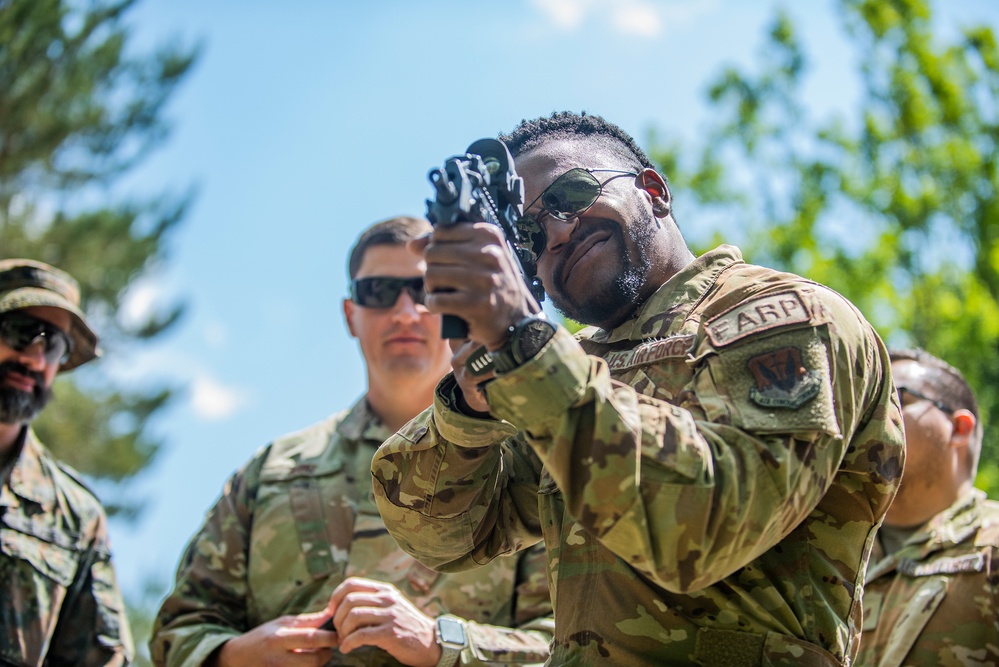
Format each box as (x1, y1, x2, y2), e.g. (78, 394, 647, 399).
(552, 219, 620, 279)
(0, 361, 45, 390)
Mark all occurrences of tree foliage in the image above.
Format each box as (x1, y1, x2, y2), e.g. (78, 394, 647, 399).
(0, 0, 198, 515)
(649, 0, 999, 494)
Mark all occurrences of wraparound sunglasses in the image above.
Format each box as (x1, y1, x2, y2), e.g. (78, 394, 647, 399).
(516, 168, 639, 259)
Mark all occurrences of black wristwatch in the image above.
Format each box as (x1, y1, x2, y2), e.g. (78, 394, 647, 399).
(490, 315, 557, 374)
(435, 615, 467, 667)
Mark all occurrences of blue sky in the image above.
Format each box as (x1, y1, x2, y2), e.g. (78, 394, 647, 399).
(105, 0, 999, 603)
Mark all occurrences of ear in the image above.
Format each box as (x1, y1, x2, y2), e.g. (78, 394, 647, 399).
(343, 298, 358, 339)
(639, 169, 672, 219)
(950, 409, 976, 447)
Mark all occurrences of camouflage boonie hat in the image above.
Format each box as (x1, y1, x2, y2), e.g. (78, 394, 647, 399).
(0, 259, 100, 371)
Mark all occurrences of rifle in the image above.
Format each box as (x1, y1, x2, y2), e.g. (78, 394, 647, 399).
(425, 138, 545, 340)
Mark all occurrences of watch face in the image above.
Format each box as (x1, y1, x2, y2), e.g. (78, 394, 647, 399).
(438, 618, 466, 645)
(515, 318, 556, 361)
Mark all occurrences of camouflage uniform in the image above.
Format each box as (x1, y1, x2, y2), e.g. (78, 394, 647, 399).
(856, 489, 999, 666)
(151, 399, 553, 667)
(372, 245, 905, 666)
(0, 427, 133, 667)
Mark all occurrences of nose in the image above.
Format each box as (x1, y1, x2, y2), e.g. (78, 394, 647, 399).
(543, 215, 580, 254)
(391, 290, 424, 323)
(16, 338, 48, 370)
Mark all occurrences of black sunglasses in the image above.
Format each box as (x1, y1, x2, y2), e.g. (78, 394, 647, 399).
(0, 312, 73, 366)
(897, 386, 954, 414)
(516, 168, 639, 259)
(350, 276, 426, 309)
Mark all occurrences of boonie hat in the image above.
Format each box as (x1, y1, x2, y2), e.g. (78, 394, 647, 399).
(0, 259, 100, 371)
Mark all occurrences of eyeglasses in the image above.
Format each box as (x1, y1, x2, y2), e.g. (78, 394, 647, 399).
(897, 386, 954, 414)
(0, 313, 73, 366)
(350, 276, 426, 309)
(516, 168, 639, 259)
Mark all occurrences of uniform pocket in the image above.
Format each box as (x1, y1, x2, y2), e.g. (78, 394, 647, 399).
(1, 526, 80, 588)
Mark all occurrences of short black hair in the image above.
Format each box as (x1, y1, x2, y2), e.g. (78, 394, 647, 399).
(347, 216, 431, 279)
(889, 347, 980, 422)
(499, 111, 656, 171)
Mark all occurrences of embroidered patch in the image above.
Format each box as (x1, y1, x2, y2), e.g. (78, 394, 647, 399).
(705, 291, 811, 347)
(899, 553, 986, 576)
(747, 347, 821, 409)
(604, 335, 696, 372)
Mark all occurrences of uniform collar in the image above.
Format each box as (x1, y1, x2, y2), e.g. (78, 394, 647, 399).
(337, 396, 393, 447)
(2, 428, 55, 510)
(915, 488, 987, 551)
(867, 489, 987, 579)
(587, 245, 744, 344)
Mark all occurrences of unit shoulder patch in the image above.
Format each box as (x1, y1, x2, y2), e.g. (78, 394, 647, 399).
(747, 347, 821, 409)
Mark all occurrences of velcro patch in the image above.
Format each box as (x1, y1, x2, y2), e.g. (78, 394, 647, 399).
(695, 327, 839, 436)
(899, 553, 986, 576)
(604, 335, 695, 372)
(705, 291, 811, 347)
(747, 347, 821, 409)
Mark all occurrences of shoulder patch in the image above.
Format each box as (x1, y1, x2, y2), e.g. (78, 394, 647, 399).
(747, 347, 822, 409)
(705, 291, 811, 347)
(604, 335, 696, 372)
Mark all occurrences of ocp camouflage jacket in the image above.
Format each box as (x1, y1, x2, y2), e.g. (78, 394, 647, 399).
(857, 489, 999, 666)
(151, 399, 553, 667)
(0, 427, 132, 667)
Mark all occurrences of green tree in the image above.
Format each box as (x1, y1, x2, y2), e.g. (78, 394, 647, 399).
(0, 0, 197, 514)
(649, 0, 999, 496)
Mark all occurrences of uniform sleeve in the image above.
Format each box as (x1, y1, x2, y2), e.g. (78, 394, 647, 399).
(372, 376, 545, 572)
(150, 457, 264, 667)
(458, 542, 553, 665)
(46, 512, 134, 667)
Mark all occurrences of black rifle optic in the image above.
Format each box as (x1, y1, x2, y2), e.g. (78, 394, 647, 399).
(426, 138, 545, 339)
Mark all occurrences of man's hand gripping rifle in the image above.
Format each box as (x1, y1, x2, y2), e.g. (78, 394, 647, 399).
(425, 138, 545, 343)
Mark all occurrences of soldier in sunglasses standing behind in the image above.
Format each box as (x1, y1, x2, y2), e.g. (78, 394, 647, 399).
(856, 349, 999, 666)
(0, 259, 133, 666)
(151, 216, 553, 667)
(371, 112, 906, 666)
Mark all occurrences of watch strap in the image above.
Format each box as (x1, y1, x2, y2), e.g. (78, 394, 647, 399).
(489, 321, 521, 375)
(436, 645, 461, 667)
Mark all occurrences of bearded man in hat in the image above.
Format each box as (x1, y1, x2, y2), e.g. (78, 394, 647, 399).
(0, 259, 133, 667)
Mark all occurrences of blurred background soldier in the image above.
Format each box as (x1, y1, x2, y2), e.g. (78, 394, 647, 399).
(0, 259, 133, 666)
(857, 348, 999, 666)
(151, 216, 553, 667)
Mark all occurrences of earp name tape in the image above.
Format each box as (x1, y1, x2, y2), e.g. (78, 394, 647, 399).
(705, 291, 811, 347)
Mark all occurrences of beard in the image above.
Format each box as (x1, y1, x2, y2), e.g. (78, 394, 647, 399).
(547, 212, 660, 328)
(0, 361, 52, 424)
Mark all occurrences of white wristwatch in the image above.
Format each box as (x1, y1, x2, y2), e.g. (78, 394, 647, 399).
(435, 615, 467, 667)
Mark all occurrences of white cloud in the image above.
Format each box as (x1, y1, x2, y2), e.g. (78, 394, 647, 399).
(532, 0, 591, 29)
(613, 4, 662, 37)
(529, 0, 720, 38)
(119, 280, 162, 328)
(190, 374, 249, 420)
